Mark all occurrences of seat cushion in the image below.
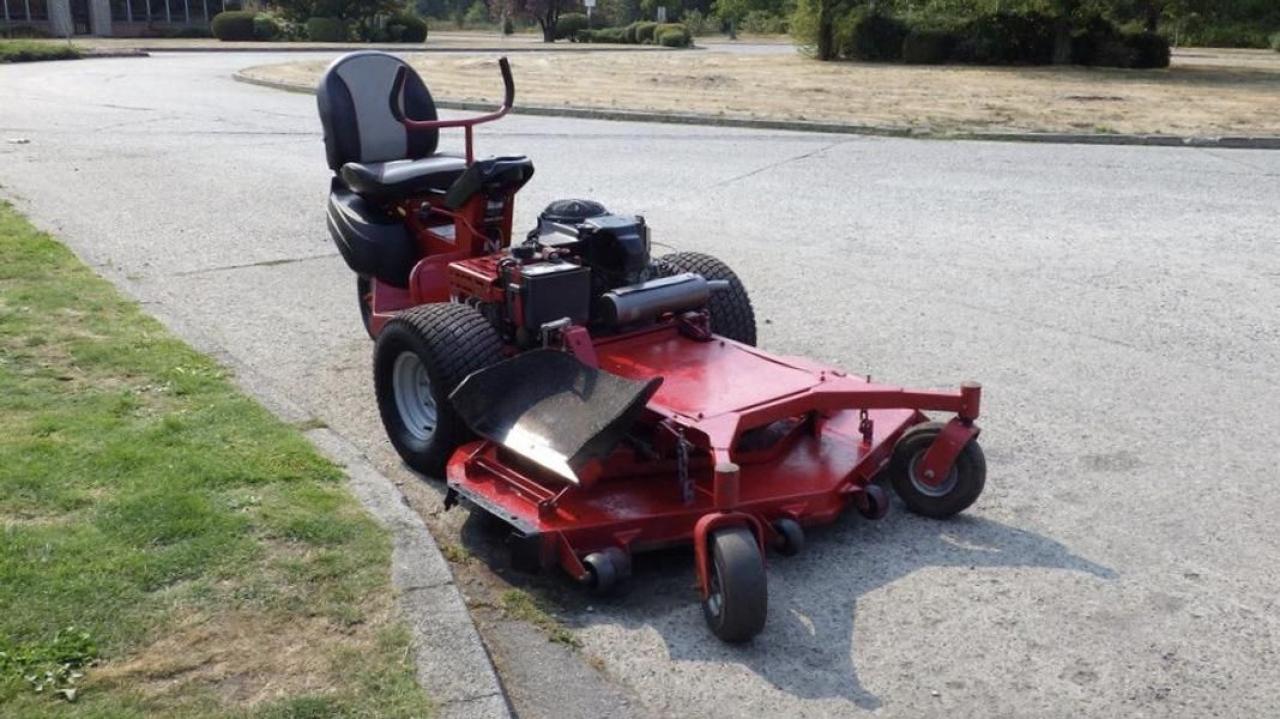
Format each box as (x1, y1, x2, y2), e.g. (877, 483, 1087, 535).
(340, 154, 467, 200)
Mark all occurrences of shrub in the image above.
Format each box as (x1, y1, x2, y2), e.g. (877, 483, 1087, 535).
(1183, 23, 1270, 49)
(575, 29, 596, 42)
(211, 10, 257, 41)
(591, 27, 628, 43)
(635, 21, 659, 43)
(0, 40, 80, 62)
(385, 12, 428, 43)
(1069, 15, 1119, 66)
(837, 10, 908, 62)
(503, 15, 515, 35)
(741, 10, 787, 35)
(658, 26, 692, 47)
(1093, 39, 1135, 68)
(901, 29, 954, 65)
(1268, 31, 1280, 52)
(961, 11, 1054, 65)
(623, 21, 640, 43)
(1124, 31, 1169, 69)
(306, 16, 349, 42)
(2, 25, 52, 38)
(557, 12, 589, 40)
(252, 13, 282, 40)
(656, 24, 689, 41)
(175, 25, 212, 38)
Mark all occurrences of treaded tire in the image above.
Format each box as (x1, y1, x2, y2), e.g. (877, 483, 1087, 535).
(373, 303, 503, 477)
(652, 252, 757, 346)
(888, 421, 987, 519)
(357, 275, 375, 340)
(701, 526, 767, 642)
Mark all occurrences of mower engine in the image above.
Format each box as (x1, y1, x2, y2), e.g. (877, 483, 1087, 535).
(449, 199, 720, 346)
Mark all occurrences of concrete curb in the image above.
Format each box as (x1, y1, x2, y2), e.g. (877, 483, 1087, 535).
(234, 70, 1280, 150)
(1, 195, 511, 719)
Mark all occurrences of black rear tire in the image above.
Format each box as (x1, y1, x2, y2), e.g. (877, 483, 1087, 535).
(888, 421, 986, 518)
(701, 526, 767, 642)
(373, 303, 503, 477)
(357, 275, 375, 340)
(652, 252, 757, 346)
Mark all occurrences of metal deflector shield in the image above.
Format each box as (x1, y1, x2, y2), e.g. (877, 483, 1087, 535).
(449, 349, 662, 484)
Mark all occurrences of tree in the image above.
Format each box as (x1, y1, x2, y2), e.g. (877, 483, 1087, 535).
(505, 0, 569, 40)
(272, 0, 399, 24)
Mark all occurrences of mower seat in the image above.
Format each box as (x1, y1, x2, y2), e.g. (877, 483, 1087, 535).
(317, 51, 459, 201)
(340, 154, 468, 200)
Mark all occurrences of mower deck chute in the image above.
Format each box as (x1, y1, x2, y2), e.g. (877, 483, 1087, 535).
(449, 349, 661, 484)
(317, 52, 990, 642)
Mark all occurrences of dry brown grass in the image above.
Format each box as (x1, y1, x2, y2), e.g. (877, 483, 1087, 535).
(91, 599, 392, 709)
(245, 47, 1280, 137)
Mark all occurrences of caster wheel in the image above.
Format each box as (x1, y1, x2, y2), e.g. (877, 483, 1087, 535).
(772, 518, 804, 557)
(583, 548, 630, 595)
(702, 526, 767, 643)
(888, 421, 987, 518)
(855, 484, 890, 520)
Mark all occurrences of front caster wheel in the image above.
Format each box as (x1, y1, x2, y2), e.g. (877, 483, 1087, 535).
(583, 548, 631, 595)
(888, 421, 987, 518)
(772, 518, 804, 556)
(854, 484, 890, 520)
(702, 526, 767, 643)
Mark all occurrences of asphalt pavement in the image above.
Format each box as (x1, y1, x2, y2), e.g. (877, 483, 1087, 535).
(2, 51, 1278, 718)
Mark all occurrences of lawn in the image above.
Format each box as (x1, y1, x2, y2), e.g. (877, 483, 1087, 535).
(0, 40, 79, 63)
(244, 46, 1280, 137)
(0, 201, 431, 717)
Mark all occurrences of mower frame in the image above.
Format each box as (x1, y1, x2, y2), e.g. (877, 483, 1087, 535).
(445, 319, 982, 603)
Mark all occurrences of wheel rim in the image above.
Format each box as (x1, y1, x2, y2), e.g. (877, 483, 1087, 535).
(705, 564, 724, 618)
(908, 451, 959, 497)
(392, 351, 437, 442)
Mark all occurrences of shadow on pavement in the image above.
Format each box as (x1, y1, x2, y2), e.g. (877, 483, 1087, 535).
(456, 498, 1116, 712)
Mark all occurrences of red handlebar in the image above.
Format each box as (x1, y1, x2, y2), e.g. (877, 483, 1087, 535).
(391, 57, 514, 132)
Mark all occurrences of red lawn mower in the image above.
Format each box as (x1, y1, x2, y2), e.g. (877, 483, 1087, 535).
(318, 52, 987, 642)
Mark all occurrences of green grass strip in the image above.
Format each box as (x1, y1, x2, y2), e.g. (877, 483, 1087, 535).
(0, 201, 432, 717)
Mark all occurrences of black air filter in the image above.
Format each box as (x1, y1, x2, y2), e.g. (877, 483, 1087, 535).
(539, 199, 608, 225)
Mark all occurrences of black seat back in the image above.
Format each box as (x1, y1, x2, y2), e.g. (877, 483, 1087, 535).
(316, 52, 441, 172)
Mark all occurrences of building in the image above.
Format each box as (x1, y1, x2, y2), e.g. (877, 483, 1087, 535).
(1, 0, 236, 36)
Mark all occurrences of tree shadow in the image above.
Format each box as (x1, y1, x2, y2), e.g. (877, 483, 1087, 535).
(459, 503, 1116, 712)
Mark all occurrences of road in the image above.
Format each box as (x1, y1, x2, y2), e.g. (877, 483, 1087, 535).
(2, 51, 1279, 718)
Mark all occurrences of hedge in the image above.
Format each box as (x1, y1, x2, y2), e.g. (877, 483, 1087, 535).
(578, 22, 689, 47)
(901, 29, 954, 65)
(557, 12, 588, 40)
(252, 14, 282, 41)
(0, 40, 80, 62)
(799, 6, 1168, 69)
(211, 10, 256, 41)
(655, 23, 690, 47)
(837, 11, 908, 62)
(385, 12, 428, 43)
(1272, 32, 1280, 52)
(306, 16, 349, 42)
(635, 21, 659, 43)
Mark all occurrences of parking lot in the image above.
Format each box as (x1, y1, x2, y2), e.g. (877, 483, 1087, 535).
(2, 51, 1278, 717)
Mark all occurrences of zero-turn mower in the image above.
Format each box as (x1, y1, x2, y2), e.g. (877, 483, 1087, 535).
(318, 52, 987, 642)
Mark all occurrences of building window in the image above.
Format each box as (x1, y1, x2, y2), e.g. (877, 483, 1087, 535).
(28, 0, 50, 21)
